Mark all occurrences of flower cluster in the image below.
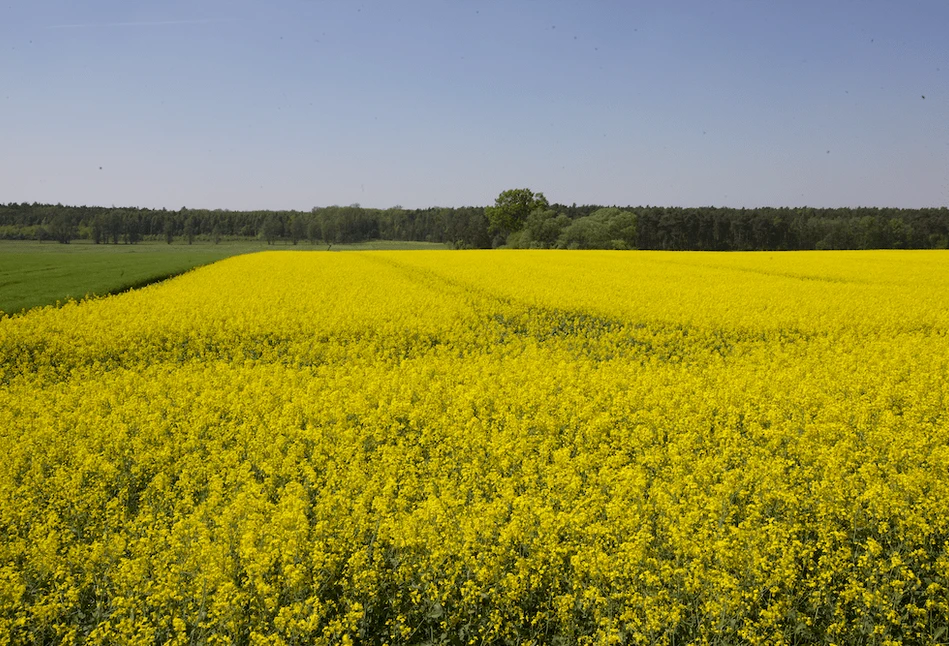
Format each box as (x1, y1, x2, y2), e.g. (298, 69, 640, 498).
(1, 250, 947, 644)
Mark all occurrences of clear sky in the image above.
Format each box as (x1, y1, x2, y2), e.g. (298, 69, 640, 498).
(2, 0, 946, 210)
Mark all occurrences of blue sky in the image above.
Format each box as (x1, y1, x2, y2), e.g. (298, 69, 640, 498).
(2, 0, 946, 210)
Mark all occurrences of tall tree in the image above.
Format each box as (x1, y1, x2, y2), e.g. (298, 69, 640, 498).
(289, 215, 306, 245)
(124, 214, 141, 244)
(164, 216, 175, 244)
(106, 211, 123, 244)
(92, 214, 105, 244)
(485, 188, 549, 237)
(306, 218, 322, 244)
(183, 217, 196, 245)
(261, 214, 281, 245)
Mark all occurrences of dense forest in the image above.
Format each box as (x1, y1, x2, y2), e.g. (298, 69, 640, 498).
(1, 200, 947, 250)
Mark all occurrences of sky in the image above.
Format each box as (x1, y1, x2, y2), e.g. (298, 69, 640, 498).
(1, 0, 947, 210)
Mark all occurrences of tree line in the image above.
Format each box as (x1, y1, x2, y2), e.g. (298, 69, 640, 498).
(1, 197, 946, 250)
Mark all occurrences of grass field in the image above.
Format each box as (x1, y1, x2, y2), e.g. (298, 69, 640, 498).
(0, 239, 448, 316)
(2, 250, 948, 644)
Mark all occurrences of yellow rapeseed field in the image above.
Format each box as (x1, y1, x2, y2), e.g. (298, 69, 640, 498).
(2, 250, 948, 645)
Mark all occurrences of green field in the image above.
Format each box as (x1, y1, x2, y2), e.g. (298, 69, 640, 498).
(0, 239, 448, 315)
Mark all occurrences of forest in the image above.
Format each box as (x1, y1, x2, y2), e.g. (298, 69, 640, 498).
(1, 200, 947, 251)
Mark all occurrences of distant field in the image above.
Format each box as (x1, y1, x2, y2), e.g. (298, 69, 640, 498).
(0, 239, 448, 315)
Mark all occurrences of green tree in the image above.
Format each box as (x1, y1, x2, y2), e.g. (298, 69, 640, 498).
(163, 216, 175, 244)
(485, 188, 549, 237)
(106, 210, 123, 244)
(558, 208, 637, 249)
(261, 214, 281, 245)
(306, 218, 322, 245)
(319, 211, 338, 246)
(124, 215, 141, 244)
(48, 212, 76, 244)
(183, 217, 196, 245)
(289, 215, 306, 245)
(92, 214, 105, 244)
(523, 209, 570, 248)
